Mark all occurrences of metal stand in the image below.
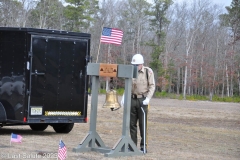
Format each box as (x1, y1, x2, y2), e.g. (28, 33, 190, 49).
(73, 63, 142, 157)
(73, 76, 110, 153)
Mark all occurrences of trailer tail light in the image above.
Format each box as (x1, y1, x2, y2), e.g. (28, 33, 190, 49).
(85, 117, 88, 122)
(23, 117, 27, 122)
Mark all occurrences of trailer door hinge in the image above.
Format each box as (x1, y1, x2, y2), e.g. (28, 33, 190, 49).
(85, 55, 92, 63)
(28, 51, 32, 57)
(26, 90, 31, 95)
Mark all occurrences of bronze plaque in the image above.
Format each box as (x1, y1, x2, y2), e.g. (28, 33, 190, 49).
(99, 63, 118, 77)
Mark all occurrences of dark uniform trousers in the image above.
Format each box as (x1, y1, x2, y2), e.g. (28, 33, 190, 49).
(130, 96, 148, 148)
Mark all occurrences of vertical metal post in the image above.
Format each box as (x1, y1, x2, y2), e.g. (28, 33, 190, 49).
(89, 76, 98, 133)
(105, 64, 142, 157)
(73, 75, 109, 153)
(121, 78, 131, 136)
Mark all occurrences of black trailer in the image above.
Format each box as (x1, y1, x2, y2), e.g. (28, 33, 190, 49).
(0, 27, 90, 133)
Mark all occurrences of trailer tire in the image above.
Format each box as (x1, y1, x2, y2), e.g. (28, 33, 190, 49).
(29, 124, 48, 131)
(52, 123, 74, 133)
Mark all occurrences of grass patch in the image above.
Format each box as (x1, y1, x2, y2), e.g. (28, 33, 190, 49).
(212, 95, 240, 103)
(155, 91, 177, 99)
(178, 94, 240, 103)
(116, 88, 124, 95)
(98, 88, 240, 103)
(186, 95, 209, 101)
(99, 89, 106, 94)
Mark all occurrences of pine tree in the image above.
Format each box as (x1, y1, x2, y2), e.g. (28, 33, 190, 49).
(64, 0, 99, 32)
(220, 0, 240, 42)
(146, 0, 173, 91)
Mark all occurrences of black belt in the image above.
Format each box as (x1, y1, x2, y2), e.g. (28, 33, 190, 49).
(132, 94, 145, 99)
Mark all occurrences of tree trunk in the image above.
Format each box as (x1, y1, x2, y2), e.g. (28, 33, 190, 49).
(210, 38, 219, 100)
(200, 55, 203, 95)
(209, 91, 213, 101)
(238, 70, 240, 96)
(123, 44, 126, 65)
(177, 67, 180, 94)
(182, 67, 184, 94)
(230, 69, 233, 96)
(168, 73, 172, 93)
(221, 69, 225, 98)
(189, 58, 193, 95)
(217, 76, 220, 95)
(183, 64, 188, 99)
(230, 45, 234, 96)
(226, 65, 230, 97)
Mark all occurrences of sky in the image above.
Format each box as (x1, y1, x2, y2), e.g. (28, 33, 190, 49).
(173, 0, 232, 7)
(171, 0, 233, 13)
(211, 0, 232, 6)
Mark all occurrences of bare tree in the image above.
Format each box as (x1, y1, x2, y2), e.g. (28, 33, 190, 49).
(0, 0, 23, 26)
(28, 0, 64, 29)
(18, 0, 36, 27)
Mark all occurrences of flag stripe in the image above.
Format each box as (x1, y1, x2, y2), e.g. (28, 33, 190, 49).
(11, 133, 22, 143)
(100, 27, 123, 45)
(58, 140, 67, 160)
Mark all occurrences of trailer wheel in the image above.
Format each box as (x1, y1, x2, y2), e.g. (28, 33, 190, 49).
(52, 123, 74, 133)
(29, 124, 48, 131)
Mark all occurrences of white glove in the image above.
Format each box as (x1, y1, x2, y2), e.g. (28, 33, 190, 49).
(143, 97, 150, 105)
(120, 93, 124, 107)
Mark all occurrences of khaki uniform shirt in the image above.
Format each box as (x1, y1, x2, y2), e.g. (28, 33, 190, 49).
(132, 66, 155, 99)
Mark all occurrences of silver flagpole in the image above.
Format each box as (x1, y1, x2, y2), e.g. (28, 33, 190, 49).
(96, 25, 103, 63)
(141, 107, 146, 154)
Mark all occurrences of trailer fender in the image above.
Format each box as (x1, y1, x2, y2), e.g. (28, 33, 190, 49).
(0, 102, 7, 122)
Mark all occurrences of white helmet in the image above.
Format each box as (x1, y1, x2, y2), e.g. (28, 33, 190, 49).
(131, 54, 144, 64)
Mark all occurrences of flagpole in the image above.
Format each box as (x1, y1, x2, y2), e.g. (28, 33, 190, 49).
(57, 139, 61, 160)
(106, 44, 111, 91)
(96, 25, 104, 63)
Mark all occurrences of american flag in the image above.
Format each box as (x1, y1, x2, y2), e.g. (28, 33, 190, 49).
(58, 140, 67, 160)
(100, 27, 123, 45)
(10, 133, 22, 143)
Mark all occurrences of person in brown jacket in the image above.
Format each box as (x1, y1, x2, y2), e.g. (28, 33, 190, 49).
(121, 54, 155, 153)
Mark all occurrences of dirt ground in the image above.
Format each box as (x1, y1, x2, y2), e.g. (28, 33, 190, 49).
(0, 95, 240, 160)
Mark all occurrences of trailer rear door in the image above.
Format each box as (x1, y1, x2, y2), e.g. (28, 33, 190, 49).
(28, 35, 89, 123)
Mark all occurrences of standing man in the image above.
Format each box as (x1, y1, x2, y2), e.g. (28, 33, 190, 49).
(121, 53, 155, 153)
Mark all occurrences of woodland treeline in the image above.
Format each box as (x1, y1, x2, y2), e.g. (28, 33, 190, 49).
(0, 0, 239, 99)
